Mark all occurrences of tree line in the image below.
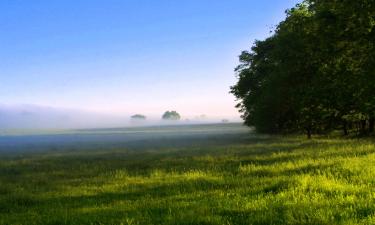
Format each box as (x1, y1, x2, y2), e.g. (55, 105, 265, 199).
(131, 111, 181, 121)
(231, 0, 375, 138)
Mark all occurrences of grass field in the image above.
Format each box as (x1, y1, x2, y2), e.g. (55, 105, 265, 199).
(1, 123, 375, 225)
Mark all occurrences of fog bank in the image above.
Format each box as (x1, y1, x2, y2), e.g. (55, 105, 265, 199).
(0, 104, 241, 130)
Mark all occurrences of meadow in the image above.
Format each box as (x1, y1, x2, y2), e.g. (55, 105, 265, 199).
(1, 123, 375, 225)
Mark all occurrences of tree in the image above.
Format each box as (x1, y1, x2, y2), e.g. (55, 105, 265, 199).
(231, 1, 375, 137)
(162, 111, 181, 120)
(231, 3, 318, 135)
(131, 114, 146, 120)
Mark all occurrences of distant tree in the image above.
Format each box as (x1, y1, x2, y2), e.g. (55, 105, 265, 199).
(131, 114, 146, 120)
(162, 111, 181, 120)
(222, 119, 229, 123)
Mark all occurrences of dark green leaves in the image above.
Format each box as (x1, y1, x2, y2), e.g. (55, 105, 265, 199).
(232, 1, 375, 137)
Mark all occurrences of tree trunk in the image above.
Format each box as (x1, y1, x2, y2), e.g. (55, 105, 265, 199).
(343, 121, 348, 136)
(369, 118, 375, 133)
(360, 120, 367, 135)
(306, 128, 312, 139)
(356, 122, 361, 135)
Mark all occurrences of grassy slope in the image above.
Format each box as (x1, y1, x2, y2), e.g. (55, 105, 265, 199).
(0, 125, 375, 225)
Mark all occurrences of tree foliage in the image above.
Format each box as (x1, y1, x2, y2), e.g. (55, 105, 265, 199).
(231, 0, 375, 137)
(162, 111, 181, 120)
(131, 114, 146, 120)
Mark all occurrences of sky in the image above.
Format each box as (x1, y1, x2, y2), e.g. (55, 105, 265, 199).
(0, 0, 300, 120)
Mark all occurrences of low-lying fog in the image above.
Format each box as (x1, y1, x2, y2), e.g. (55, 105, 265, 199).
(0, 104, 241, 130)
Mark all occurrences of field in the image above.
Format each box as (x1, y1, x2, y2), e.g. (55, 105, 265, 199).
(1, 123, 375, 225)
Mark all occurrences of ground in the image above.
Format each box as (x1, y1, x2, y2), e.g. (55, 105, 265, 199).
(0, 123, 375, 225)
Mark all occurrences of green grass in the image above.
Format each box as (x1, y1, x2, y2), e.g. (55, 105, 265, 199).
(1, 124, 375, 224)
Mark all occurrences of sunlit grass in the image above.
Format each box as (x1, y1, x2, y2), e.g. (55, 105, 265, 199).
(0, 129, 375, 224)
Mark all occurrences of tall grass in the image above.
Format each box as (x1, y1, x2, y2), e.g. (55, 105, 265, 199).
(0, 128, 375, 224)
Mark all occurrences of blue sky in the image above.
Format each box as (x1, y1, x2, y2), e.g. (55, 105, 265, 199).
(0, 0, 300, 119)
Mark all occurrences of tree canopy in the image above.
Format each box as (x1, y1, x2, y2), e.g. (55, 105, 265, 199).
(162, 111, 181, 120)
(131, 114, 146, 120)
(231, 0, 375, 138)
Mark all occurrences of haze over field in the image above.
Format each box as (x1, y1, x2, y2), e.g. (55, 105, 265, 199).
(0, 104, 243, 129)
(0, 0, 300, 129)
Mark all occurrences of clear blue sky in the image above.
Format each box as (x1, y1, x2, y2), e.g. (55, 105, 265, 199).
(0, 0, 300, 118)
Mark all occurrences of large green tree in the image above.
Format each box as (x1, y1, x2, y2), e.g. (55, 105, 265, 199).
(231, 0, 375, 137)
